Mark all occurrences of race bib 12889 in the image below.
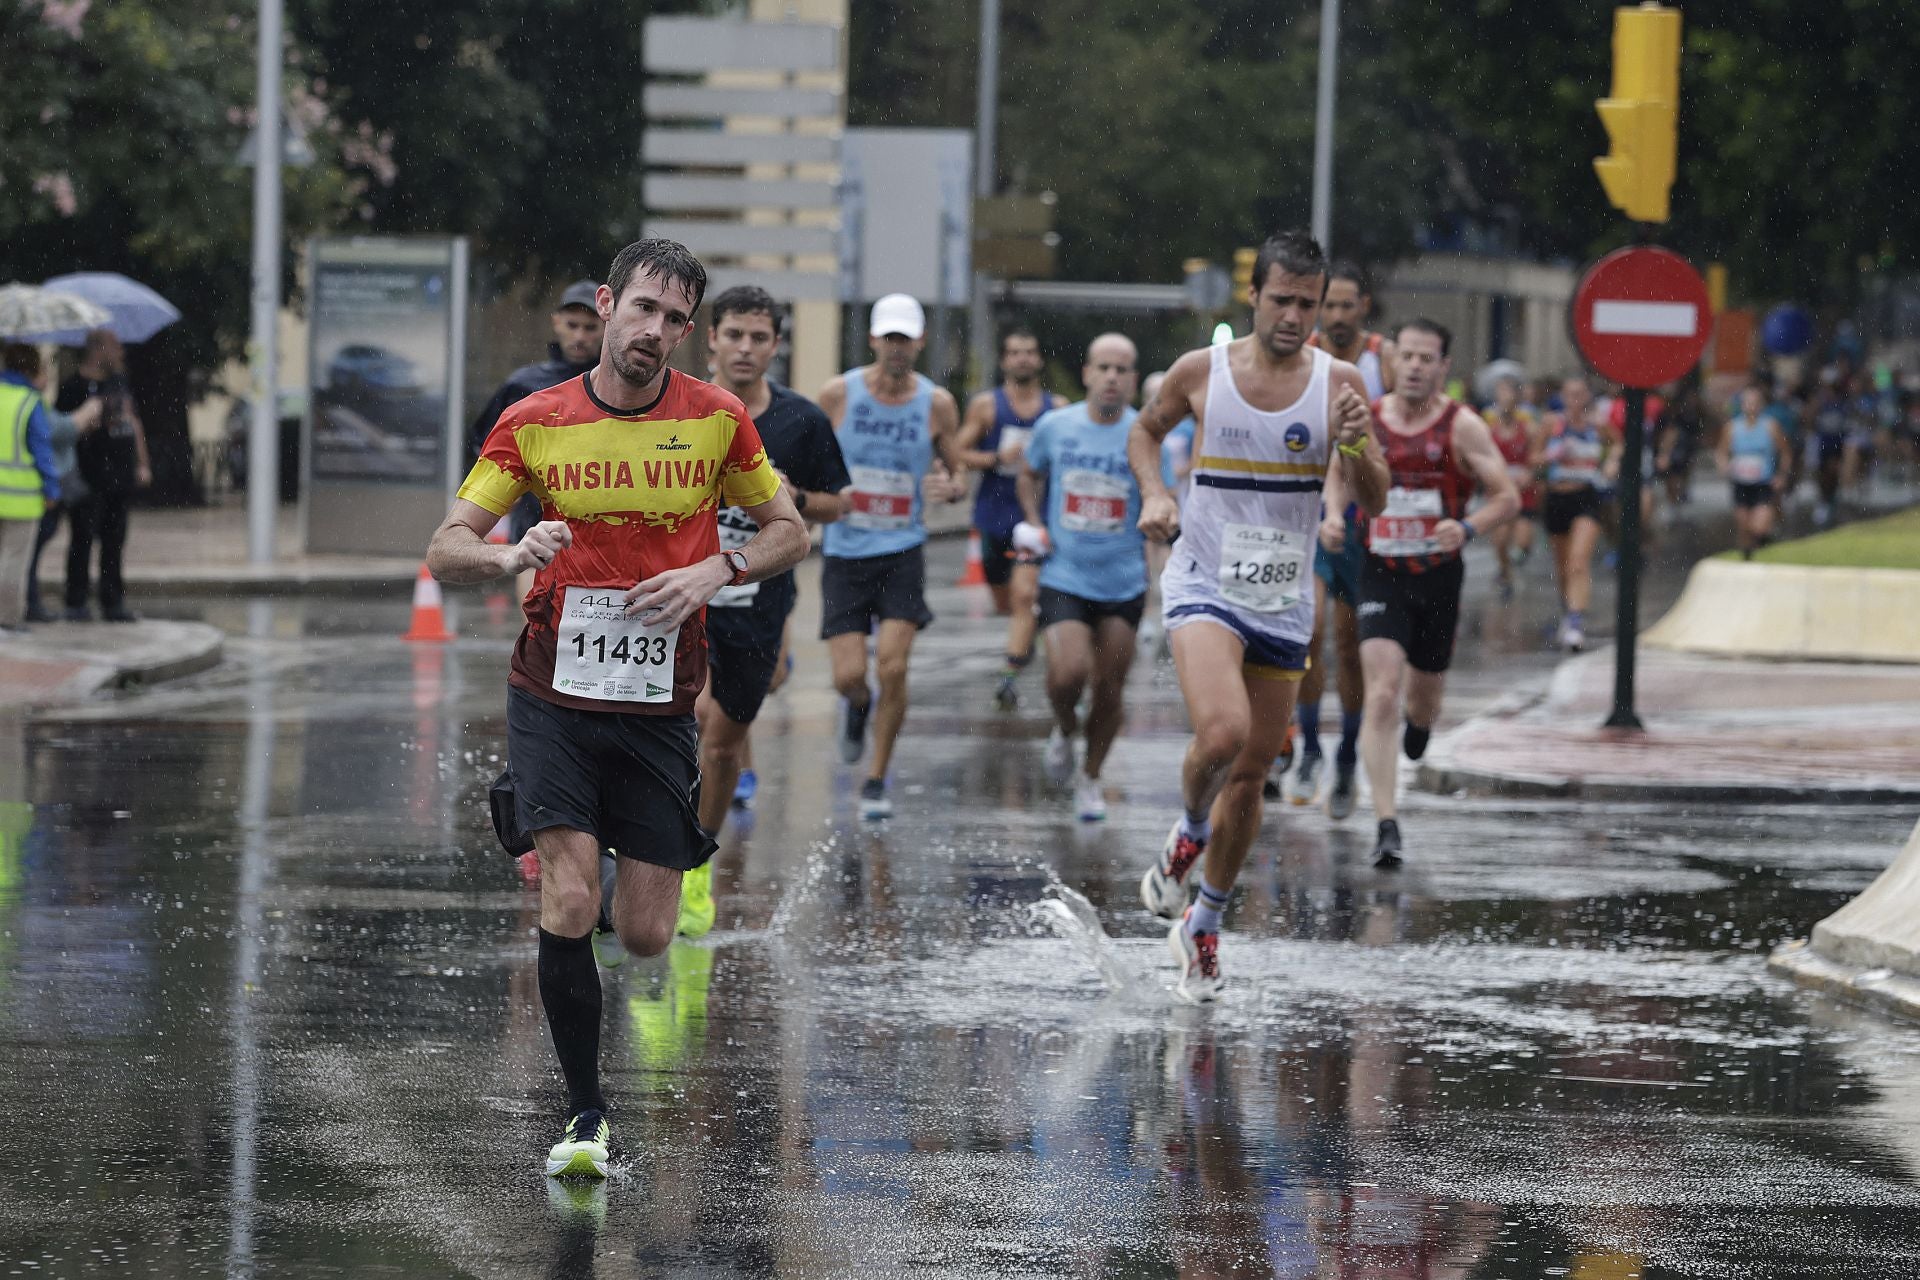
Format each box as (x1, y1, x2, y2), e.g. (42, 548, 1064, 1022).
(1218, 523, 1307, 613)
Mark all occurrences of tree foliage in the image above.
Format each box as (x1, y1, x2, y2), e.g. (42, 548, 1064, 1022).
(2, 0, 1912, 388)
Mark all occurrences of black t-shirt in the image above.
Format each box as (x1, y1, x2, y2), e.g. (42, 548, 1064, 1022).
(57, 372, 137, 494)
(711, 380, 850, 621)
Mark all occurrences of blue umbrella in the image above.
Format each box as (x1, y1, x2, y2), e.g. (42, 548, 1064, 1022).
(36, 271, 181, 344)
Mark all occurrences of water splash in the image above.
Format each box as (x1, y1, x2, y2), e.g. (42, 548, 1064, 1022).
(1028, 881, 1128, 992)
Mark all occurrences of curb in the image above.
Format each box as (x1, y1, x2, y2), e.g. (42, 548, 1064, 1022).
(1415, 758, 1920, 805)
(1769, 939, 1920, 1026)
(0, 620, 224, 711)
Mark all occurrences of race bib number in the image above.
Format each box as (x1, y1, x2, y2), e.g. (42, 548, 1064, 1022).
(1729, 455, 1768, 485)
(845, 465, 915, 531)
(995, 426, 1032, 477)
(709, 507, 760, 608)
(1368, 486, 1445, 558)
(552, 587, 678, 704)
(1218, 523, 1307, 613)
(1060, 468, 1129, 534)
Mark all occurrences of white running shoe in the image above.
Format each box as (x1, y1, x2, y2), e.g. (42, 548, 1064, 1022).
(858, 777, 892, 820)
(1074, 773, 1106, 822)
(1560, 617, 1585, 652)
(1140, 820, 1206, 919)
(1285, 753, 1322, 806)
(1168, 910, 1224, 1004)
(1044, 726, 1076, 786)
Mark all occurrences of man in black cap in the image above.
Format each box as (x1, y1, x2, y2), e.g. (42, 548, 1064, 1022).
(469, 280, 606, 542)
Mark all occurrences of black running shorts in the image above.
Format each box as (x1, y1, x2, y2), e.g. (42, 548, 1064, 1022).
(979, 529, 1019, 588)
(819, 546, 934, 639)
(1356, 556, 1464, 675)
(1543, 487, 1605, 536)
(503, 685, 716, 871)
(1036, 585, 1146, 632)
(705, 591, 790, 725)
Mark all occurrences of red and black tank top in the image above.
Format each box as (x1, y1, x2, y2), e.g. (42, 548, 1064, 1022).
(1364, 397, 1477, 574)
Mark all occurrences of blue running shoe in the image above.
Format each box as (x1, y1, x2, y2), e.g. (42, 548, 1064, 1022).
(732, 768, 757, 809)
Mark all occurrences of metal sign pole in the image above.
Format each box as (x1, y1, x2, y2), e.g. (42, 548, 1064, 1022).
(1607, 386, 1647, 729)
(246, 0, 284, 565)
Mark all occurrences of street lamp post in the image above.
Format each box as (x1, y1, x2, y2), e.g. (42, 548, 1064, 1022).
(968, 0, 1000, 389)
(247, 0, 283, 565)
(1311, 0, 1339, 252)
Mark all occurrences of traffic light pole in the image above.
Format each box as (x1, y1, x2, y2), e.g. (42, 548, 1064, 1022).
(1606, 385, 1647, 730)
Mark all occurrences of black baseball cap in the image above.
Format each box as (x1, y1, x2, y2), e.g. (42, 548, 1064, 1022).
(557, 280, 600, 312)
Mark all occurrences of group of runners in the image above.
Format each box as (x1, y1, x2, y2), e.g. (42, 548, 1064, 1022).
(428, 230, 1541, 1179)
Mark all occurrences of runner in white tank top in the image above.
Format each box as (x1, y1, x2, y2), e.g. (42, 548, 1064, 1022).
(1125, 230, 1389, 1004)
(1158, 343, 1333, 650)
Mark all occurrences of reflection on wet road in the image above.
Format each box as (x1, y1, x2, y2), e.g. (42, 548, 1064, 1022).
(3, 538, 1919, 1278)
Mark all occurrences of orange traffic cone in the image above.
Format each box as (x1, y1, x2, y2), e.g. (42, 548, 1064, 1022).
(956, 530, 988, 586)
(402, 564, 455, 643)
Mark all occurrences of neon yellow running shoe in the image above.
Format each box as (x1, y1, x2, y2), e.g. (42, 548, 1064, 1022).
(676, 861, 715, 938)
(545, 1109, 611, 1180)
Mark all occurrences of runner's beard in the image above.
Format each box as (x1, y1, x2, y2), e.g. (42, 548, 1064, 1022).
(611, 344, 663, 387)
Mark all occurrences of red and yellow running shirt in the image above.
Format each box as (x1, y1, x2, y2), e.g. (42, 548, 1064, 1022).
(459, 370, 780, 715)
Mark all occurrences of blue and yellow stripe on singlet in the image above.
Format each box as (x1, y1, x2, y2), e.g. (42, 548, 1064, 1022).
(1191, 454, 1323, 494)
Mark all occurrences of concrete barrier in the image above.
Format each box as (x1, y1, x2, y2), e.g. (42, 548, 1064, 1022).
(1643, 559, 1920, 663)
(1771, 817, 1920, 1023)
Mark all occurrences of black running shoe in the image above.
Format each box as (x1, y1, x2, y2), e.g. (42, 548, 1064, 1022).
(1373, 818, 1403, 870)
(1402, 720, 1431, 762)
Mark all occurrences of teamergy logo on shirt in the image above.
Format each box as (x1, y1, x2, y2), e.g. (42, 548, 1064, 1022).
(657, 433, 693, 452)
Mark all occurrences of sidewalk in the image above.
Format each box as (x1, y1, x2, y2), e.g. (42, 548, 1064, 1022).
(49, 495, 976, 596)
(0, 617, 223, 711)
(45, 502, 423, 595)
(1418, 647, 1920, 804)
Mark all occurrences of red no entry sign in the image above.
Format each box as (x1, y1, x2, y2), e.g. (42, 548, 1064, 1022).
(1572, 246, 1712, 389)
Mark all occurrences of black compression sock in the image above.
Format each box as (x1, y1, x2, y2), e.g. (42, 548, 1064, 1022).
(538, 927, 605, 1116)
(1403, 720, 1432, 762)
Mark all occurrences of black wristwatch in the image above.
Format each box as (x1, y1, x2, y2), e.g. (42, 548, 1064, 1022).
(793, 488, 808, 515)
(723, 549, 750, 586)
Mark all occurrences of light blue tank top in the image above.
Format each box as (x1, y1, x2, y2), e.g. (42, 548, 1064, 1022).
(1728, 415, 1777, 485)
(823, 368, 936, 560)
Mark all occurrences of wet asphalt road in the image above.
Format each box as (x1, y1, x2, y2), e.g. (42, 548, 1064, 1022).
(4, 501, 1920, 1279)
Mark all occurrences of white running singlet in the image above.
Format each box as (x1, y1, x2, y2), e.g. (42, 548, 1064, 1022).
(1160, 344, 1332, 647)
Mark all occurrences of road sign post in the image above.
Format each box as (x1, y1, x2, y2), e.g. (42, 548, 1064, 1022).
(1571, 245, 1712, 732)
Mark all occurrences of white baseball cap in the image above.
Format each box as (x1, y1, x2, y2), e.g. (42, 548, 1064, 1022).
(869, 293, 926, 340)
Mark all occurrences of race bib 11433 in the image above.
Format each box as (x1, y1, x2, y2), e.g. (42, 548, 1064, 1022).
(552, 587, 678, 704)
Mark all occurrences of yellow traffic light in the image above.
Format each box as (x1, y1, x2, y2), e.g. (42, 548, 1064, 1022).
(1594, 3, 1680, 224)
(1233, 247, 1258, 299)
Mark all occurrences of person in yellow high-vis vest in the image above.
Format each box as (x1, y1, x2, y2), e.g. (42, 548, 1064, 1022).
(0, 344, 65, 629)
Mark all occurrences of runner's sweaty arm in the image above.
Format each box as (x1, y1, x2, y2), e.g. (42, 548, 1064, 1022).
(1326, 366, 1391, 517)
(925, 387, 969, 502)
(1436, 407, 1522, 552)
(1128, 348, 1208, 543)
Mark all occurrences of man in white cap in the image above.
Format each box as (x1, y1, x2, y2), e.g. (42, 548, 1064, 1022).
(817, 293, 969, 819)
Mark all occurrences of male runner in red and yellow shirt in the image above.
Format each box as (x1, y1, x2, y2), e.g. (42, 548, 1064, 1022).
(427, 239, 806, 1180)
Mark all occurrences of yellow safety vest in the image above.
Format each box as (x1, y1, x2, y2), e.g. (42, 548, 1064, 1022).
(0, 383, 48, 521)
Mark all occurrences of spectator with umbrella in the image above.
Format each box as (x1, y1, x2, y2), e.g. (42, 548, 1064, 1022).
(0, 283, 111, 628)
(57, 329, 149, 621)
(33, 273, 181, 624)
